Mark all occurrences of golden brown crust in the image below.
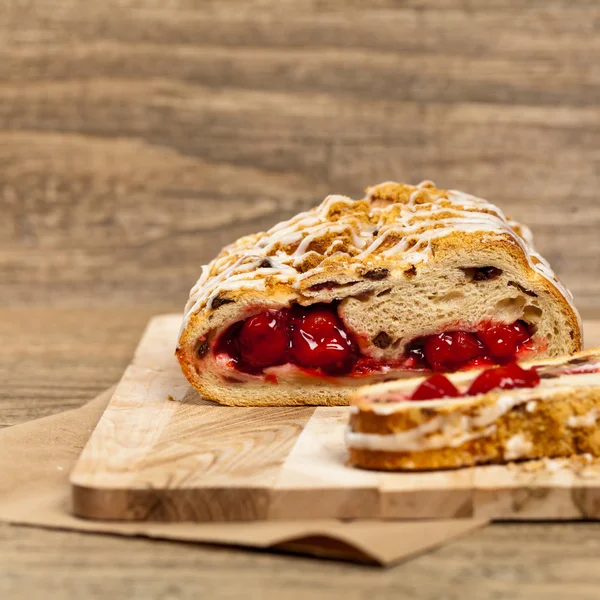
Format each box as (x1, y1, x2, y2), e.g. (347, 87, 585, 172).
(174, 352, 354, 406)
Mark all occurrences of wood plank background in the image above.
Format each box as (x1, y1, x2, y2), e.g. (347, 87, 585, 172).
(1, 1, 599, 312)
(2, 4, 600, 596)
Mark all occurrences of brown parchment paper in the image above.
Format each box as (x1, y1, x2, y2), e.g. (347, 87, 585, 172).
(0, 387, 487, 566)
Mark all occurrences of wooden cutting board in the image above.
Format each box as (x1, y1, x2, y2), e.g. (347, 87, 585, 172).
(71, 314, 600, 522)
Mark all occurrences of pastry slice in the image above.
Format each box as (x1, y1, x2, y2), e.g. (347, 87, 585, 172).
(176, 181, 581, 406)
(347, 349, 600, 470)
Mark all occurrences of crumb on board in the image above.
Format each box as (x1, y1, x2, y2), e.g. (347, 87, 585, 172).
(167, 394, 174, 401)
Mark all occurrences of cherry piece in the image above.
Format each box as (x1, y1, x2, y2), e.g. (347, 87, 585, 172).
(478, 324, 519, 359)
(404, 344, 428, 369)
(290, 307, 357, 375)
(214, 321, 243, 364)
(452, 332, 483, 362)
(353, 357, 390, 376)
(462, 355, 495, 370)
(423, 331, 481, 371)
(287, 304, 310, 330)
(239, 310, 289, 368)
(467, 363, 540, 396)
(411, 374, 461, 401)
(423, 333, 454, 370)
(511, 320, 532, 345)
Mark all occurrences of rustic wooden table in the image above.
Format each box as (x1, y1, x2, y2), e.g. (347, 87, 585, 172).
(2, 1, 600, 597)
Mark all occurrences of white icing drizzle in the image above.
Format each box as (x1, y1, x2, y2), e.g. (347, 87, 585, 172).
(368, 391, 530, 416)
(472, 394, 527, 429)
(503, 434, 534, 461)
(567, 409, 599, 428)
(526, 401, 538, 413)
(181, 181, 579, 334)
(345, 422, 496, 452)
(348, 392, 521, 453)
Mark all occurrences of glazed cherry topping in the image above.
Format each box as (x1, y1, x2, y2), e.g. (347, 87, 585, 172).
(410, 374, 461, 401)
(478, 324, 519, 359)
(423, 331, 482, 371)
(511, 320, 531, 345)
(407, 321, 532, 372)
(290, 307, 358, 375)
(467, 362, 540, 396)
(408, 363, 540, 401)
(404, 345, 428, 370)
(238, 310, 290, 368)
(216, 303, 359, 375)
(215, 321, 243, 364)
(462, 355, 495, 370)
(352, 357, 385, 376)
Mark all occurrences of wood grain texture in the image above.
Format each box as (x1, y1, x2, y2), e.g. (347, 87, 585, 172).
(1, 0, 600, 312)
(2, 307, 600, 598)
(3, 521, 600, 600)
(3, 0, 600, 594)
(71, 314, 600, 523)
(0, 306, 168, 429)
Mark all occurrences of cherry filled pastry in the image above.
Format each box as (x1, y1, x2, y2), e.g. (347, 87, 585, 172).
(177, 181, 581, 406)
(347, 349, 600, 471)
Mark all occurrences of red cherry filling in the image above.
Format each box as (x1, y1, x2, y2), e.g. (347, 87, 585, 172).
(404, 345, 428, 370)
(290, 307, 358, 375)
(462, 355, 496, 370)
(213, 303, 534, 379)
(478, 324, 518, 358)
(467, 363, 540, 396)
(410, 363, 540, 401)
(407, 320, 532, 372)
(423, 331, 483, 371)
(215, 321, 243, 363)
(239, 310, 289, 368)
(511, 320, 531, 345)
(215, 303, 358, 375)
(410, 374, 460, 401)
